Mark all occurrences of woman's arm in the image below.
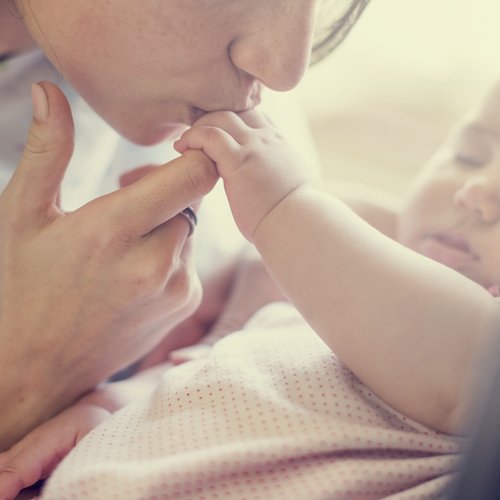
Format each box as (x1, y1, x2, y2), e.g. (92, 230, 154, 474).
(0, 83, 218, 451)
(255, 186, 500, 435)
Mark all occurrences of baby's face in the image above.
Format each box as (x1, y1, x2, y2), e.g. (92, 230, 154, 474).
(398, 82, 500, 290)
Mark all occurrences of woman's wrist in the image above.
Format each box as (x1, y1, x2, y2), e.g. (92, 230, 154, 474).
(0, 363, 167, 452)
(0, 359, 61, 451)
(0, 336, 98, 452)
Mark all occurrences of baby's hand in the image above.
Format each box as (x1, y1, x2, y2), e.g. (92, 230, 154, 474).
(174, 110, 310, 241)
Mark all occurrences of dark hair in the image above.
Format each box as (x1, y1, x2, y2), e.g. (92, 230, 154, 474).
(311, 0, 370, 64)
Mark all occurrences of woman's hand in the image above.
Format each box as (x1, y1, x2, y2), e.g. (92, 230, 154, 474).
(137, 245, 286, 368)
(0, 82, 218, 451)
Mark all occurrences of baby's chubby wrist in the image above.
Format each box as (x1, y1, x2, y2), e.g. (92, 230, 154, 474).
(226, 168, 311, 243)
(252, 183, 313, 249)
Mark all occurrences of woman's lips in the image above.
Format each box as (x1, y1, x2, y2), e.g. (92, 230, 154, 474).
(421, 232, 479, 269)
(189, 84, 263, 124)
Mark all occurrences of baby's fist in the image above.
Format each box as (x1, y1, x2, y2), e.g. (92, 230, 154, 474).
(175, 110, 309, 241)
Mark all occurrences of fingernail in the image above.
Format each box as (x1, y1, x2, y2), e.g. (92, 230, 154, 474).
(31, 82, 49, 122)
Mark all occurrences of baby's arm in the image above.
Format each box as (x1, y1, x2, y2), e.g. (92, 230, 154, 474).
(328, 181, 400, 238)
(175, 111, 500, 435)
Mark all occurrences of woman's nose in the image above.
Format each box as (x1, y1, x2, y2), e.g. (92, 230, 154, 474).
(228, 2, 316, 91)
(453, 176, 500, 224)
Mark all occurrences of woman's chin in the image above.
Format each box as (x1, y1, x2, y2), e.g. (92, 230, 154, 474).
(121, 122, 189, 146)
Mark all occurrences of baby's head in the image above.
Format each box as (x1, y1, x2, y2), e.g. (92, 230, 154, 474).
(397, 81, 500, 293)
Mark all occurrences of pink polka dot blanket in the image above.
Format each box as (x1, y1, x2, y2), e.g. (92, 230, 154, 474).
(41, 303, 465, 499)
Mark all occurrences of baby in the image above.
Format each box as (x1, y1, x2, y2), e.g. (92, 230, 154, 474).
(173, 86, 500, 432)
(3, 84, 500, 499)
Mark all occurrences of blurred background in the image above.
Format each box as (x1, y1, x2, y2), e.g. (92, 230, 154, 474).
(291, 0, 500, 197)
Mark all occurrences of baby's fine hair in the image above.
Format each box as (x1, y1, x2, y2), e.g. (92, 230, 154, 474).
(311, 0, 370, 64)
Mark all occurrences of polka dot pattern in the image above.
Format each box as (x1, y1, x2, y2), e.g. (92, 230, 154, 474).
(41, 303, 465, 499)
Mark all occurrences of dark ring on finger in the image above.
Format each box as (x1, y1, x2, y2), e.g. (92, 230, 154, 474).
(178, 206, 198, 237)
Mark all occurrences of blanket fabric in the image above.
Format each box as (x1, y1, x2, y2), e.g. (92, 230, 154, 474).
(41, 302, 465, 499)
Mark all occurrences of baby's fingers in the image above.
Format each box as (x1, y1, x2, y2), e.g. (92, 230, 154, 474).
(192, 111, 251, 143)
(236, 109, 272, 129)
(174, 126, 240, 175)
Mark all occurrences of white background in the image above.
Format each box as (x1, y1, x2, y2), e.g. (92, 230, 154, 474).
(294, 0, 500, 195)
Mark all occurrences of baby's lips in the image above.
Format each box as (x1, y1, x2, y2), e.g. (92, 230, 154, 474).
(487, 284, 500, 297)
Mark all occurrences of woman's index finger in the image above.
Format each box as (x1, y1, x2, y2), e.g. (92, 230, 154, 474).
(100, 150, 218, 238)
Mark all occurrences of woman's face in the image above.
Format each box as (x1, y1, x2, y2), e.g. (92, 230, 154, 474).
(18, 0, 317, 145)
(398, 83, 500, 290)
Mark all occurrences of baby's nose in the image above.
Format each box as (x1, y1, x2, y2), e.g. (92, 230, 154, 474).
(453, 177, 500, 224)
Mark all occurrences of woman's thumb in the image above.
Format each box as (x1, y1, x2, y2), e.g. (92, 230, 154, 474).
(9, 81, 75, 219)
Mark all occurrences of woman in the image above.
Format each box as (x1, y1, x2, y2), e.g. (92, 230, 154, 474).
(0, 0, 369, 451)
